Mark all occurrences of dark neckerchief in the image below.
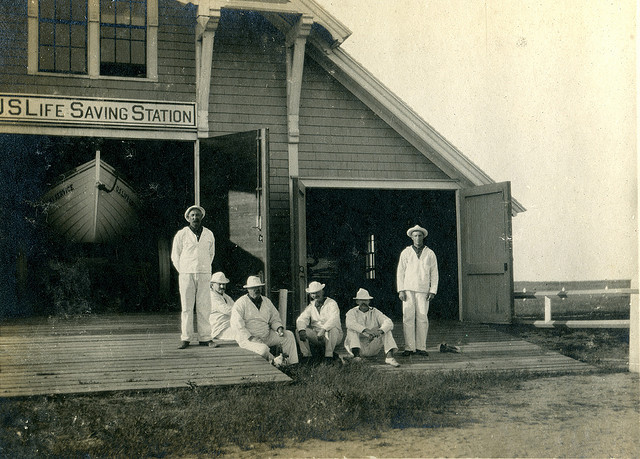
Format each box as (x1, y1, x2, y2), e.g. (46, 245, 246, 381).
(189, 225, 203, 241)
(315, 298, 325, 310)
(249, 295, 263, 308)
(412, 245, 425, 257)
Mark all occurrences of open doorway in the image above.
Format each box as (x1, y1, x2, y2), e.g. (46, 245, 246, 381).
(305, 188, 459, 321)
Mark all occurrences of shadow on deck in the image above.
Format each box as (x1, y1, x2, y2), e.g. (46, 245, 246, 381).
(0, 314, 593, 397)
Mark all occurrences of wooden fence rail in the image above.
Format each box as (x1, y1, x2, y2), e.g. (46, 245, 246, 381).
(513, 286, 639, 373)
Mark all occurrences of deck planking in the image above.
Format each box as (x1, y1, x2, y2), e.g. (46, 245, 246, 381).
(1, 315, 593, 397)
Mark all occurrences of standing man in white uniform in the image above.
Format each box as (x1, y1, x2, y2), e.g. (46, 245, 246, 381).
(171, 205, 215, 349)
(296, 281, 343, 364)
(396, 224, 439, 357)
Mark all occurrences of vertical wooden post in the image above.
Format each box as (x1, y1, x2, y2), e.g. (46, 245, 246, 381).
(629, 278, 639, 373)
(544, 296, 551, 323)
(278, 289, 288, 329)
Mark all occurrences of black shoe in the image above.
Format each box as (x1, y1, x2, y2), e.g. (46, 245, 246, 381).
(178, 341, 190, 349)
(401, 350, 415, 357)
(199, 341, 213, 346)
(416, 350, 429, 356)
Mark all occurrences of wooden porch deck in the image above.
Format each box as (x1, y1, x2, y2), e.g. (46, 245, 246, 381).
(0, 314, 593, 397)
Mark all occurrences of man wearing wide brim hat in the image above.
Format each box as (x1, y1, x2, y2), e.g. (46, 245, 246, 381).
(343, 288, 400, 367)
(230, 276, 299, 367)
(209, 272, 236, 343)
(171, 205, 216, 349)
(396, 224, 439, 357)
(295, 281, 343, 364)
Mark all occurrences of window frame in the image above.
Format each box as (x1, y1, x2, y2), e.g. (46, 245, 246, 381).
(28, 0, 157, 80)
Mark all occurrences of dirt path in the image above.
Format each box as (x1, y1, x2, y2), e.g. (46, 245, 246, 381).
(223, 372, 640, 458)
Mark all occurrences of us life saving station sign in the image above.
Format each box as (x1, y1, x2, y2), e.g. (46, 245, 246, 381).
(0, 94, 196, 131)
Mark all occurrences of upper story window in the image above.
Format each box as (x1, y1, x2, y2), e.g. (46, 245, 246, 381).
(30, 0, 157, 79)
(38, 0, 88, 74)
(100, 0, 147, 77)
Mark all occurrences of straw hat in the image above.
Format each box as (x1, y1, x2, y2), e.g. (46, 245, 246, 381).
(353, 288, 374, 300)
(406, 224, 428, 238)
(306, 281, 325, 293)
(210, 272, 230, 284)
(184, 205, 205, 221)
(243, 276, 265, 288)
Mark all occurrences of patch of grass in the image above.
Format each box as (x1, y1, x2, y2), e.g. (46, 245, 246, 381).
(0, 365, 530, 457)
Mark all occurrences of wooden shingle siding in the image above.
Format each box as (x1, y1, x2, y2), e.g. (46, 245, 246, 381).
(0, 1, 196, 102)
(299, 58, 450, 181)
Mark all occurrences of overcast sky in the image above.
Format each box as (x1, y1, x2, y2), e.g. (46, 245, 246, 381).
(316, 0, 638, 282)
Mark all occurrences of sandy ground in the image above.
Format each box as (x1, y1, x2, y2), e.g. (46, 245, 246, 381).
(221, 372, 640, 458)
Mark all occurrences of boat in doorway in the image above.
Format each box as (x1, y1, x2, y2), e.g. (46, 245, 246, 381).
(41, 150, 139, 243)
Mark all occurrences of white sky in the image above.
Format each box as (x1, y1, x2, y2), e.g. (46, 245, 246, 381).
(316, 0, 638, 282)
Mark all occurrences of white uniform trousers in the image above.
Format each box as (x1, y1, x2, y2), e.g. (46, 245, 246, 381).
(344, 329, 398, 357)
(179, 273, 212, 342)
(296, 327, 344, 358)
(237, 330, 299, 364)
(402, 291, 430, 352)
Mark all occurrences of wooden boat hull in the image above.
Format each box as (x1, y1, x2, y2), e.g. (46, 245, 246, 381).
(41, 153, 139, 243)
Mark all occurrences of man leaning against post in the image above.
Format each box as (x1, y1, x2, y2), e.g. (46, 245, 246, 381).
(171, 205, 215, 349)
(209, 271, 236, 343)
(296, 281, 343, 364)
(396, 224, 439, 357)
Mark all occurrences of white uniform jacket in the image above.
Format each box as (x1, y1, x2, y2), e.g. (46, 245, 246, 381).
(231, 295, 283, 342)
(170, 226, 215, 274)
(296, 297, 342, 333)
(345, 307, 394, 335)
(210, 290, 234, 338)
(396, 245, 439, 294)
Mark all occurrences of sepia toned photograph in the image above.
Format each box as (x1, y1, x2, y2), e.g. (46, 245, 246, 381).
(1, 0, 637, 457)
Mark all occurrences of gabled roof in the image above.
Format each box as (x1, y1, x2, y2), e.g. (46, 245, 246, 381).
(178, 0, 525, 214)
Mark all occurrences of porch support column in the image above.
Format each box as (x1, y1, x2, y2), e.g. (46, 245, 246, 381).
(285, 15, 313, 178)
(195, 1, 220, 137)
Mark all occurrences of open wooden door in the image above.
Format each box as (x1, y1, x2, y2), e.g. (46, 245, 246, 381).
(199, 129, 270, 297)
(459, 181, 514, 323)
(291, 177, 307, 323)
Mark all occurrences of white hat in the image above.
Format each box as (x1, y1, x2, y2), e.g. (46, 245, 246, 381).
(353, 288, 374, 300)
(243, 276, 265, 288)
(184, 205, 205, 221)
(306, 281, 325, 293)
(406, 225, 428, 238)
(210, 272, 230, 284)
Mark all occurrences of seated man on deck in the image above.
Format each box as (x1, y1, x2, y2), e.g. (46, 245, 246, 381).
(344, 288, 400, 367)
(296, 281, 343, 364)
(209, 272, 236, 344)
(230, 276, 299, 367)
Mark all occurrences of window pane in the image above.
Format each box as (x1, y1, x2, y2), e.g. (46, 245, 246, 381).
(39, 45, 54, 70)
(101, 38, 115, 61)
(116, 40, 130, 62)
(55, 0, 71, 21)
(39, 22, 54, 46)
(131, 28, 144, 41)
(101, 0, 115, 23)
(101, 26, 115, 39)
(116, 27, 129, 40)
(56, 23, 69, 46)
(116, 4, 131, 25)
(131, 41, 145, 65)
(70, 25, 85, 47)
(55, 47, 70, 71)
(72, 1, 87, 22)
(40, 0, 55, 20)
(131, 2, 146, 26)
(71, 48, 86, 73)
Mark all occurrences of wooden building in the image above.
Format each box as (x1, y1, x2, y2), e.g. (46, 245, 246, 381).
(0, 0, 524, 324)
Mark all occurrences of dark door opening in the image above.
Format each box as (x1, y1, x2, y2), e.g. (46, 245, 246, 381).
(305, 188, 459, 321)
